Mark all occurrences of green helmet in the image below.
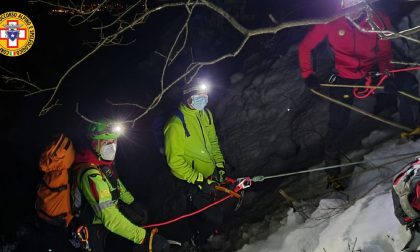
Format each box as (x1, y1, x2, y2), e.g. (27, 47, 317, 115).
(88, 121, 122, 140)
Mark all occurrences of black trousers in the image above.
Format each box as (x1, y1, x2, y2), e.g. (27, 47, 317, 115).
(396, 72, 419, 129)
(324, 76, 361, 176)
(159, 179, 225, 246)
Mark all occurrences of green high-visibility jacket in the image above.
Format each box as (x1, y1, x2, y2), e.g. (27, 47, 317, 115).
(164, 103, 225, 184)
(78, 165, 146, 244)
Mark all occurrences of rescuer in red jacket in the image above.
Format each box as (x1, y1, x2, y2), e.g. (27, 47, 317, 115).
(298, 0, 394, 190)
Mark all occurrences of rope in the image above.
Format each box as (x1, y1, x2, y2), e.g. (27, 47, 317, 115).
(253, 150, 420, 182)
(310, 88, 413, 132)
(391, 61, 420, 67)
(398, 91, 420, 102)
(320, 83, 420, 102)
(352, 66, 420, 99)
(254, 161, 366, 181)
(141, 194, 233, 229)
(282, 153, 420, 221)
(321, 83, 383, 89)
(315, 67, 420, 99)
(353, 74, 387, 99)
(140, 151, 419, 229)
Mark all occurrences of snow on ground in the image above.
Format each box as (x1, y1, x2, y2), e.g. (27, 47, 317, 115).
(238, 131, 420, 252)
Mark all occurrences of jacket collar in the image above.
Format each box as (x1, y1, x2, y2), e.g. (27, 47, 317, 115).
(74, 148, 113, 166)
(180, 102, 202, 117)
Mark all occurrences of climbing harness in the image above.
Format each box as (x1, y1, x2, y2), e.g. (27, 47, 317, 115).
(76, 225, 90, 251)
(320, 83, 420, 102)
(327, 66, 420, 100)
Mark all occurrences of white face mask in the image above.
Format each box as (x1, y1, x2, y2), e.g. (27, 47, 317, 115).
(99, 143, 117, 161)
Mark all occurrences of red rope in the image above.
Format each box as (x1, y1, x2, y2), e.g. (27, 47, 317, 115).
(353, 74, 387, 99)
(141, 194, 234, 229)
(390, 66, 420, 73)
(353, 66, 420, 99)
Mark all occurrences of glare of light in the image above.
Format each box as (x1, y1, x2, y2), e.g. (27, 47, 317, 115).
(287, 108, 291, 112)
(200, 83, 208, 91)
(111, 123, 124, 135)
(197, 79, 209, 92)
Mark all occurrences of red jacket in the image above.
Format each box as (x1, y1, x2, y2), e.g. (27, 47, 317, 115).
(299, 13, 393, 79)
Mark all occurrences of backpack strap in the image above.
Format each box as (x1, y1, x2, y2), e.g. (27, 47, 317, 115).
(205, 108, 212, 125)
(74, 163, 100, 183)
(41, 180, 68, 192)
(175, 108, 190, 137)
(74, 163, 120, 201)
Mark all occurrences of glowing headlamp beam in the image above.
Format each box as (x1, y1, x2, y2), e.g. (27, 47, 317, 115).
(111, 123, 124, 135)
(197, 80, 209, 92)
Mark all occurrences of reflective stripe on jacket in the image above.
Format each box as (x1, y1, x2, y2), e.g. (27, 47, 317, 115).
(164, 103, 225, 184)
(78, 165, 146, 244)
(299, 13, 393, 79)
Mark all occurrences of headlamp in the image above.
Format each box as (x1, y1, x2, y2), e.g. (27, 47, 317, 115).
(110, 122, 125, 136)
(198, 82, 208, 92)
(183, 78, 211, 95)
(89, 121, 125, 140)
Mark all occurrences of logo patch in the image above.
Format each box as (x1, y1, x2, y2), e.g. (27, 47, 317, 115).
(338, 29, 346, 36)
(0, 12, 35, 57)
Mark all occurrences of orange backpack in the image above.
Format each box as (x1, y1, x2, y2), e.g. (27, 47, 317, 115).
(35, 134, 76, 227)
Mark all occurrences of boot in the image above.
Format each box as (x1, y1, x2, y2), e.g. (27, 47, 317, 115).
(327, 175, 347, 191)
(401, 126, 420, 141)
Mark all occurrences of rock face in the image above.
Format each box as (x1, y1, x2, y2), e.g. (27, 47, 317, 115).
(214, 45, 330, 178)
(214, 4, 420, 181)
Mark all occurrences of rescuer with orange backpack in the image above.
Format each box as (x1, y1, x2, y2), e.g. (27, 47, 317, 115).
(35, 121, 169, 251)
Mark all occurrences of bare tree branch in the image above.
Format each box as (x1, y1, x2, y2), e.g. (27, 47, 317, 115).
(11, 0, 420, 125)
(75, 102, 99, 124)
(106, 99, 147, 110)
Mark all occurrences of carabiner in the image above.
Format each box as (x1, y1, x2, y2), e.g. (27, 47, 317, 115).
(76, 226, 91, 251)
(234, 177, 252, 192)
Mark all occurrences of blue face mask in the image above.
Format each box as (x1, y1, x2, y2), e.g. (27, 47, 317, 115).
(190, 95, 208, 111)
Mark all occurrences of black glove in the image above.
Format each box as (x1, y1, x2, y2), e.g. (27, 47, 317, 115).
(304, 74, 321, 89)
(127, 201, 148, 225)
(134, 233, 169, 252)
(383, 76, 398, 94)
(212, 165, 226, 183)
(194, 178, 218, 195)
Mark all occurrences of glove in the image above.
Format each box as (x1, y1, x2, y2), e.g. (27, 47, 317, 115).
(135, 232, 169, 252)
(194, 178, 218, 195)
(304, 74, 321, 89)
(128, 201, 148, 225)
(212, 164, 226, 183)
(383, 76, 398, 94)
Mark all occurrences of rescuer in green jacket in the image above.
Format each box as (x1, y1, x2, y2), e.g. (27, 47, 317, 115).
(75, 121, 169, 252)
(164, 78, 228, 246)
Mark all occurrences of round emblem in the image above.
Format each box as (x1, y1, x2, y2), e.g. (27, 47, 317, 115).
(338, 29, 346, 37)
(0, 12, 35, 57)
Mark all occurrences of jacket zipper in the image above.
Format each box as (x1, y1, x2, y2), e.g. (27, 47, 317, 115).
(353, 25, 361, 74)
(196, 113, 213, 161)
